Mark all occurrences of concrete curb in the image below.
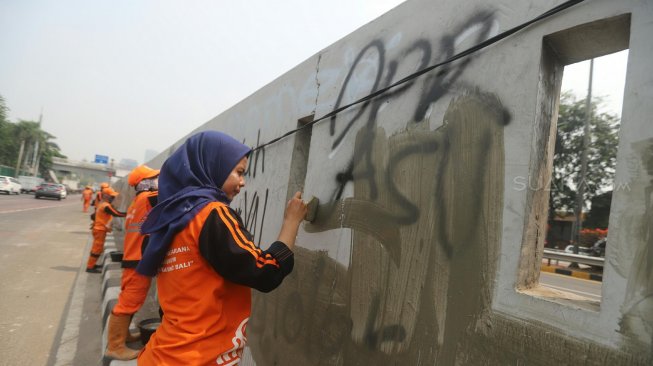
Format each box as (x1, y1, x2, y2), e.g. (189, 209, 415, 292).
(540, 264, 603, 282)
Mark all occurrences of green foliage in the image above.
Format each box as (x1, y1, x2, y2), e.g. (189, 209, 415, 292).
(549, 92, 620, 216)
(0, 95, 15, 166)
(0, 94, 67, 177)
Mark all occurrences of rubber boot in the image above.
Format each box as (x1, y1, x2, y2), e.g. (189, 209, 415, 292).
(105, 313, 140, 360)
(125, 315, 141, 343)
(126, 330, 141, 343)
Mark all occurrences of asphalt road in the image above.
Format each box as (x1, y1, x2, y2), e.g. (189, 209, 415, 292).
(540, 271, 602, 301)
(0, 193, 99, 366)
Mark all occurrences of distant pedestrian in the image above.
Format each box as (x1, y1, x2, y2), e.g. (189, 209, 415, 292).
(86, 187, 125, 273)
(104, 165, 159, 360)
(81, 186, 93, 212)
(136, 131, 306, 365)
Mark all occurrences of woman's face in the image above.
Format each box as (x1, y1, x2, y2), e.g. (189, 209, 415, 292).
(221, 156, 248, 200)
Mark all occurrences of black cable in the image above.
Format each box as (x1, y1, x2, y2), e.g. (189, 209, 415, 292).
(252, 0, 585, 152)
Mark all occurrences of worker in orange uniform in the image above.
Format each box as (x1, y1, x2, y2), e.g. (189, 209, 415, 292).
(81, 186, 93, 212)
(136, 131, 306, 365)
(86, 187, 126, 273)
(104, 165, 159, 360)
(93, 182, 110, 208)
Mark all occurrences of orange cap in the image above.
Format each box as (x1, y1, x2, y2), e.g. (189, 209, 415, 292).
(100, 182, 109, 189)
(128, 165, 160, 187)
(103, 187, 119, 197)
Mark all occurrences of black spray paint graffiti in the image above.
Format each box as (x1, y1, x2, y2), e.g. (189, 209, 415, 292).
(234, 129, 268, 246)
(324, 11, 508, 256)
(245, 129, 265, 179)
(282, 92, 508, 363)
(235, 189, 269, 247)
(248, 11, 510, 363)
(329, 10, 499, 208)
(297, 10, 510, 358)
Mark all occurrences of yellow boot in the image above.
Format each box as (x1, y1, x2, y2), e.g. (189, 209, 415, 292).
(105, 313, 140, 360)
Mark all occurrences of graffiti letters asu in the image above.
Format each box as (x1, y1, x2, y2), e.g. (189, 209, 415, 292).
(248, 11, 513, 365)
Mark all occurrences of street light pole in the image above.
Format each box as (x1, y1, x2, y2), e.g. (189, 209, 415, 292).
(572, 58, 594, 258)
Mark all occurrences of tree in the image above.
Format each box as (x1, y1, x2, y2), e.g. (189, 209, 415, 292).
(13, 120, 67, 176)
(0, 94, 66, 176)
(549, 92, 620, 222)
(0, 95, 14, 166)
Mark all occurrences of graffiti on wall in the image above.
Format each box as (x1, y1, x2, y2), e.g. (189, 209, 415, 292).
(241, 9, 512, 362)
(248, 89, 508, 364)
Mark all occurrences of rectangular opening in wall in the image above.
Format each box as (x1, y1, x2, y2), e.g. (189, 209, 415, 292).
(286, 115, 314, 202)
(518, 14, 630, 310)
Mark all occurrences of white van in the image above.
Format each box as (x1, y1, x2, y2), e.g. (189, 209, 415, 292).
(18, 175, 44, 193)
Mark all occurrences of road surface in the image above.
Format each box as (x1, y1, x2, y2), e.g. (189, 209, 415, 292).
(0, 193, 99, 365)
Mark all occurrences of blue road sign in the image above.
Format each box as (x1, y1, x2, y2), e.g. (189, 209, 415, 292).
(94, 154, 109, 164)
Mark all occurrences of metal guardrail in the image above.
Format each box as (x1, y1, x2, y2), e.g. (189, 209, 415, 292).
(543, 249, 605, 267)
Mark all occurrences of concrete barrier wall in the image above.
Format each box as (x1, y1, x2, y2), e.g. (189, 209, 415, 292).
(125, 0, 652, 364)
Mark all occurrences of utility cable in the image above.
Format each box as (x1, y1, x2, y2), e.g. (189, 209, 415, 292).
(252, 0, 585, 152)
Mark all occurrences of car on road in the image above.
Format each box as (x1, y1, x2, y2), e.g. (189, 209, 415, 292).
(0, 176, 22, 195)
(35, 183, 67, 200)
(564, 237, 607, 257)
(57, 184, 68, 199)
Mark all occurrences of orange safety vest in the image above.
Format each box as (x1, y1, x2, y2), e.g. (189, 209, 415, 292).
(93, 201, 122, 231)
(138, 202, 251, 366)
(123, 191, 157, 263)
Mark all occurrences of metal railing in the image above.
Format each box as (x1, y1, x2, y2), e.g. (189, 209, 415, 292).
(543, 249, 605, 267)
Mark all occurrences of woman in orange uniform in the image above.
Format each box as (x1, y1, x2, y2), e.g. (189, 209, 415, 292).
(81, 186, 93, 212)
(136, 131, 306, 365)
(104, 165, 159, 360)
(86, 187, 126, 273)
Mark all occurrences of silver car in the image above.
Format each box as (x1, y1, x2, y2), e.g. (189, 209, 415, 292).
(35, 183, 66, 200)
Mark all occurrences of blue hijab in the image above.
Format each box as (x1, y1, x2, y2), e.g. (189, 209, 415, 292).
(136, 131, 252, 276)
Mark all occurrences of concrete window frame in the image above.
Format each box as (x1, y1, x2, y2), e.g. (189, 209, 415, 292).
(494, 13, 633, 346)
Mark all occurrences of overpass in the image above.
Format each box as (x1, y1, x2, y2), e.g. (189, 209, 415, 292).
(50, 157, 116, 186)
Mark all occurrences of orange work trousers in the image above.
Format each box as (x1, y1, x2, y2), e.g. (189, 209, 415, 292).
(112, 269, 152, 316)
(83, 198, 91, 212)
(86, 229, 107, 269)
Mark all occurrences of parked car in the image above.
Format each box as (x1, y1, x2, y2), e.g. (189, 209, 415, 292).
(35, 183, 66, 200)
(0, 176, 22, 195)
(564, 237, 606, 257)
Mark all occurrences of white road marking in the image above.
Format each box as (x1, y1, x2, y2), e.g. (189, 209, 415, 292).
(0, 202, 78, 214)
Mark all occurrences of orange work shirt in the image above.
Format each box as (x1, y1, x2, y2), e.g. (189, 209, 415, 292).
(93, 201, 126, 231)
(122, 191, 157, 267)
(138, 201, 294, 366)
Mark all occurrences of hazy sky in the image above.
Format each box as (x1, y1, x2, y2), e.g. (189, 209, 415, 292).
(1, 1, 628, 165)
(561, 50, 628, 118)
(0, 0, 406, 164)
